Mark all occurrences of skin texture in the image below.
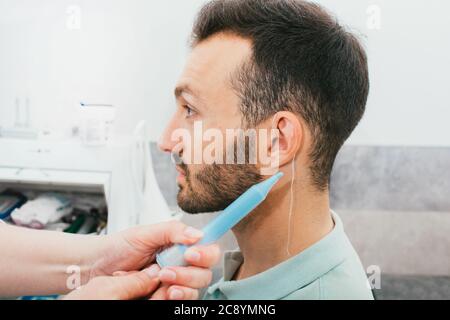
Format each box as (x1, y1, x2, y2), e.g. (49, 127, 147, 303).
(159, 32, 334, 281)
(0, 221, 220, 299)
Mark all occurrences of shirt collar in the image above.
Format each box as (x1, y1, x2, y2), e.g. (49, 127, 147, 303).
(206, 210, 354, 300)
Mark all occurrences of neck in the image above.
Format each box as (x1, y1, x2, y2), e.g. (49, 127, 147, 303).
(232, 175, 333, 280)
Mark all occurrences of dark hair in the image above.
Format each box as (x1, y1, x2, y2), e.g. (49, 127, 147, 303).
(191, 0, 369, 191)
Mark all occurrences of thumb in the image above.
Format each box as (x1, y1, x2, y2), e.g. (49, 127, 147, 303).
(111, 264, 161, 300)
(129, 220, 204, 249)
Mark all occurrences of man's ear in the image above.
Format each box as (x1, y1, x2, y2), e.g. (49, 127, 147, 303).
(268, 111, 304, 167)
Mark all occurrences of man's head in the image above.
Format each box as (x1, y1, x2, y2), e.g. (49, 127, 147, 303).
(159, 0, 369, 214)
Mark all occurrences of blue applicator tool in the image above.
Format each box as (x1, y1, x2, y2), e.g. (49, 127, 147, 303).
(156, 171, 284, 267)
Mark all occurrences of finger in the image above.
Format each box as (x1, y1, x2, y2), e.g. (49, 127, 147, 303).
(113, 264, 161, 300)
(135, 220, 204, 248)
(184, 244, 221, 268)
(113, 271, 138, 277)
(149, 285, 169, 300)
(167, 286, 199, 300)
(158, 266, 213, 289)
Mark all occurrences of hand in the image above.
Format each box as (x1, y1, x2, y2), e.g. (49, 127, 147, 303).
(74, 220, 220, 299)
(65, 253, 218, 300)
(64, 265, 161, 300)
(150, 246, 222, 300)
(87, 220, 219, 278)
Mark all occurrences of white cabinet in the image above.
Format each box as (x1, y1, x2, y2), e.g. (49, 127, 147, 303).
(0, 137, 139, 233)
(0, 167, 110, 194)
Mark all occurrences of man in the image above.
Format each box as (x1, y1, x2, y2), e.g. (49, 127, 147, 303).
(159, 0, 373, 299)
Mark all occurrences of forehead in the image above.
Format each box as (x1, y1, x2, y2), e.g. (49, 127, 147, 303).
(176, 33, 253, 100)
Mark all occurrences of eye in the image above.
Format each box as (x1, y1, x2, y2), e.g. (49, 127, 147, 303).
(183, 105, 196, 118)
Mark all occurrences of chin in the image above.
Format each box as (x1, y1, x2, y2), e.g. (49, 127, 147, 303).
(177, 192, 203, 214)
(178, 195, 234, 215)
(177, 192, 220, 214)
(178, 203, 208, 215)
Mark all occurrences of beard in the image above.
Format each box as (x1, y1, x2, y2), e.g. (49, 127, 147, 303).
(177, 161, 263, 214)
(175, 138, 264, 213)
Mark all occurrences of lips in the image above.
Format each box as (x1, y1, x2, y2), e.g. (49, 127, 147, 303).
(175, 165, 186, 177)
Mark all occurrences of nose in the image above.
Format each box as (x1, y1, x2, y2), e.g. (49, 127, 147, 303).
(158, 129, 175, 154)
(158, 117, 182, 154)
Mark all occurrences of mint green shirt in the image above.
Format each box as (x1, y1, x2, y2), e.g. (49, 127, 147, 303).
(203, 211, 374, 300)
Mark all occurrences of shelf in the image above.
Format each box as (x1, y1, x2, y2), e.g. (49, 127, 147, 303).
(0, 167, 110, 201)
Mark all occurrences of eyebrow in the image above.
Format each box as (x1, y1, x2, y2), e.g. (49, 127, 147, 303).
(174, 84, 205, 111)
(174, 84, 197, 99)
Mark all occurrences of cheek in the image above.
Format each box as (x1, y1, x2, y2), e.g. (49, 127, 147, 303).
(185, 164, 202, 179)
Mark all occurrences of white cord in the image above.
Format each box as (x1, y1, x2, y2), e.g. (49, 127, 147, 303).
(286, 156, 296, 257)
(270, 115, 296, 257)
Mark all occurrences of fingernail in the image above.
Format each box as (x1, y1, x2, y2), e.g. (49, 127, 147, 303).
(169, 289, 184, 300)
(144, 264, 160, 279)
(184, 226, 203, 239)
(185, 249, 201, 262)
(159, 268, 176, 281)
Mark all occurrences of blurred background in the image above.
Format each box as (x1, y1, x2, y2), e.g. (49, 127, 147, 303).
(0, 0, 449, 299)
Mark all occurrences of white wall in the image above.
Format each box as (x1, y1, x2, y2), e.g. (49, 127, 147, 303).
(0, 0, 207, 140)
(315, 0, 450, 146)
(0, 0, 449, 146)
